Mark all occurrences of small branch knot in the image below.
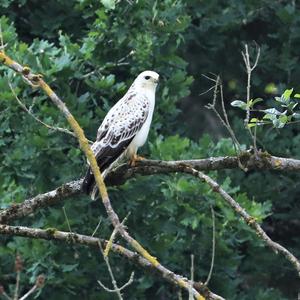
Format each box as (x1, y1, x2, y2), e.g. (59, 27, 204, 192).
(22, 66, 30, 75)
(36, 274, 45, 288)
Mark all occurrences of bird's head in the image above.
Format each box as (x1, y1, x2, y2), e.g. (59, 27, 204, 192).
(134, 70, 159, 91)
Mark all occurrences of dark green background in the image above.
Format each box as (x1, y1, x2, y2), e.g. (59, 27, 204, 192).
(0, 1, 299, 299)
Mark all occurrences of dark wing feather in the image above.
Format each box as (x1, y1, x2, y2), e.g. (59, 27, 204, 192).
(81, 136, 134, 194)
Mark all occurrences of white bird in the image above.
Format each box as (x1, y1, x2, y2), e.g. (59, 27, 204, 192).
(82, 70, 159, 198)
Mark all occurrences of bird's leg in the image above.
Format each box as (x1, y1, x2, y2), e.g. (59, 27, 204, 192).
(129, 153, 145, 166)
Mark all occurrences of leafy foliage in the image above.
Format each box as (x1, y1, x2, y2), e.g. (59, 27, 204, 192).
(0, 1, 299, 300)
(231, 88, 300, 128)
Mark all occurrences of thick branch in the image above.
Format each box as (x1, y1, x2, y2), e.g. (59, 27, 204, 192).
(0, 180, 82, 224)
(107, 153, 300, 185)
(0, 224, 224, 300)
(1, 155, 300, 277)
(1, 154, 300, 224)
(0, 51, 204, 300)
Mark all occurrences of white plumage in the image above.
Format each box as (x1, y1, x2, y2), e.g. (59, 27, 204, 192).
(82, 70, 159, 197)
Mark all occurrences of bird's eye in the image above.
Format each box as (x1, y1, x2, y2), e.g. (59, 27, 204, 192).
(144, 76, 151, 80)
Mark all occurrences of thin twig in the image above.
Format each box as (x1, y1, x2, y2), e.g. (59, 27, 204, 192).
(98, 241, 124, 300)
(1, 291, 12, 300)
(177, 289, 183, 300)
(219, 83, 242, 153)
(14, 274, 20, 300)
(18, 285, 37, 300)
(104, 212, 130, 257)
(204, 207, 216, 286)
(19, 274, 44, 300)
(13, 271, 20, 300)
(205, 75, 242, 154)
(189, 254, 194, 300)
(97, 272, 134, 294)
(62, 206, 72, 233)
(98, 241, 134, 299)
(241, 44, 261, 153)
(8, 82, 77, 138)
(0, 224, 220, 299)
(92, 217, 102, 237)
(0, 51, 204, 300)
(82, 51, 133, 79)
(0, 22, 5, 53)
(181, 165, 300, 277)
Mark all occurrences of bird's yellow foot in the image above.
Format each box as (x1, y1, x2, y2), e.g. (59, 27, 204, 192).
(129, 154, 145, 166)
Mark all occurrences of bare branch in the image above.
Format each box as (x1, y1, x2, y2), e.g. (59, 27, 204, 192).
(13, 271, 20, 300)
(13, 255, 23, 300)
(18, 285, 37, 300)
(0, 51, 205, 300)
(104, 213, 130, 257)
(205, 76, 241, 154)
(204, 207, 216, 286)
(18, 275, 44, 300)
(189, 254, 195, 300)
(98, 241, 134, 299)
(1, 290, 12, 300)
(97, 271, 134, 294)
(9, 83, 77, 138)
(0, 22, 7, 53)
(241, 44, 261, 153)
(0, 179, 82, 224)
(0, 225, 219, 300)
(181, 165, 300, 277)
(92, 217, 102, 237)
(2, 154, 300, 224)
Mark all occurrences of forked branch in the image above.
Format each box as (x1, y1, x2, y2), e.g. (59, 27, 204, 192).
(0, 51, 205, 300)
(0, 224, 223, 300)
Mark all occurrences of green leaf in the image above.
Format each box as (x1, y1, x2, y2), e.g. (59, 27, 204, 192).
(263, 113, 276, 121)
(294, 93, 300, 98)
(248, 118, 257, 128)
(282, 88, 293, 103)
(230, 100, 247, 110)
(272, 117, 286, 128)
(279, 114, 288, 124)
(287, 102, 298, 111)
(101, 0, 115, 10)
(264, 83, 277, 94)
(292, 113, 300, 119)
(249, 98, 263, 107)
(263, 108, 282, 116)
(61, 263, 79, 272)
(284, 89, 294, 99)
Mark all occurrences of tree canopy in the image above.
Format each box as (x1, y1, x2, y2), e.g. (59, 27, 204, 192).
(0, 1, 299, 299)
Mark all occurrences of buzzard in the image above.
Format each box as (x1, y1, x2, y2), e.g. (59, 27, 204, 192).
(82, 70, 159, 198)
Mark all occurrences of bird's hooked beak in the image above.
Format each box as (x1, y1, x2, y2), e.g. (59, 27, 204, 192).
(153, 76, 159, 84)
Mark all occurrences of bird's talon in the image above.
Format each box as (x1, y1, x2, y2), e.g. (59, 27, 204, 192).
(129, 154, 145, 166)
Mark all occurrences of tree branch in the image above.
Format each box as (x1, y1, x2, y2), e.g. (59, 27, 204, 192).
(1, 155, 299, 279)
(181, 165, 300, 277)
(1, 153, 300, 224)
(0, 51, 205, 300)
(107, 153, 300, 186)
(0, 179, 82, 224)
(0, 224, 223, 300)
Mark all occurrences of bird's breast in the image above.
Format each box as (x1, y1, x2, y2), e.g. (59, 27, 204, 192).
(127, 94, 155, 156)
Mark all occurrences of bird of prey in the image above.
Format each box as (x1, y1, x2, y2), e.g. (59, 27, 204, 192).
(82, 70, 159, 198)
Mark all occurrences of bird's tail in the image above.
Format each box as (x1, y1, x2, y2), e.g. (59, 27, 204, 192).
(81, 167, 95, 195)
(82, 139, 133, 198)
(81, 153, 123, 199)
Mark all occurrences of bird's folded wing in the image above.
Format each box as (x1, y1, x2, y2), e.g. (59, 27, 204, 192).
(82, 96, 150, 194)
